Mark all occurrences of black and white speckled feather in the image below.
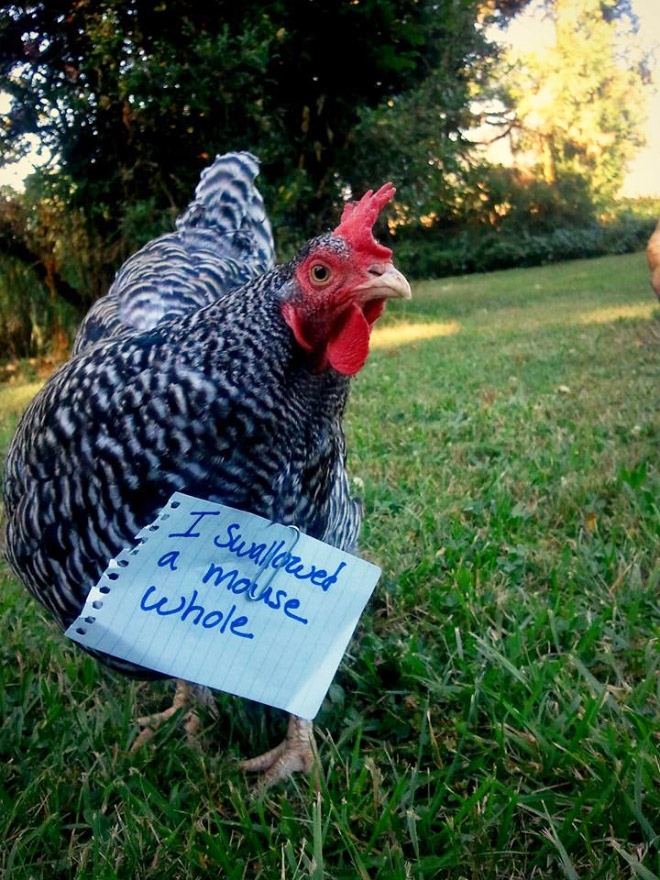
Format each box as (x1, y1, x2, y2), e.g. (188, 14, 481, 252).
(3, 252, 361, 677)
(73, 152, 274, 355)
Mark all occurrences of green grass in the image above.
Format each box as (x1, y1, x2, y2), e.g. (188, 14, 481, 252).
(1, 251, 659, 879)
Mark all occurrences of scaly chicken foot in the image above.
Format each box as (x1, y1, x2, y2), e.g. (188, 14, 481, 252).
(131, 679, 201, 752)
(240, 715, 318, 790)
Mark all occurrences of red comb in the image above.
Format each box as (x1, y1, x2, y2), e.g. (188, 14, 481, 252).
(332, 183, 395, 261)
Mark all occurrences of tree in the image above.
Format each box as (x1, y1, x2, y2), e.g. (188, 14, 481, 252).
(501, 0, 648, 203)
(0, 1, 528, 281)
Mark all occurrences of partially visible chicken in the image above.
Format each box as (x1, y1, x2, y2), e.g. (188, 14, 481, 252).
(3, 176, 411, 787)
(74, 151, 274, 354)
(647, 218, 660, 300)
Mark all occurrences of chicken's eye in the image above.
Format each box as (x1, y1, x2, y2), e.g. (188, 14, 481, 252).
(310, 263, 332, 284)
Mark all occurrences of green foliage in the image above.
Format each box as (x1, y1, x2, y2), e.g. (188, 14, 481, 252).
(617, 196, 660, 222)
(0, 252, 81, 360)
(0, 0, 654, 359)
(0, 178, 110, 357)
(0, 177, 85, 357)
(1, 253, 659, 877)
(347, 30, 498, 222)
(502, 0, 648, 203)
(1, 0, 510, 240)
(0, 255, 51, 358)
(393, 164, 658, 277)
(0, 0, 527, 317)
(476, 167, 598, 233)
(396, 213, 657, 277)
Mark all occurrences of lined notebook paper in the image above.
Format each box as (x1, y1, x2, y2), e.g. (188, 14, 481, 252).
(65, 492, 381, 719)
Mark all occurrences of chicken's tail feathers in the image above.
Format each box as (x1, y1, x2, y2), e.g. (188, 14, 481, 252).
(72, 151, 275, 356)
(177, 151, 275, 273)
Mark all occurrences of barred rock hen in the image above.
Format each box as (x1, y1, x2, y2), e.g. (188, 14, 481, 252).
(2, 161, 410, 786)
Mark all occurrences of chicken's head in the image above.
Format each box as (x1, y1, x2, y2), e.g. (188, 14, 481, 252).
(282, 184, 411, 376)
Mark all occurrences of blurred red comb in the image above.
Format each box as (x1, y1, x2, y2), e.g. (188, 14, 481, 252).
(332, 183, 395, 261)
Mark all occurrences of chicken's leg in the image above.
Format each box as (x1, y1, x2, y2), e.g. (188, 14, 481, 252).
(131, 679, 201, 752)
(240, 715, 317, 789)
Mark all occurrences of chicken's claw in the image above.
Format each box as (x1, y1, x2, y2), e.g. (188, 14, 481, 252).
(131, 679, 201, 752)
(240, 715, 318, 791)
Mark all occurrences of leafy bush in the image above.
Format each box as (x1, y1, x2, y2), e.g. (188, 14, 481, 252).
(0, 254, 78, 360)
(395, 213, 657, 278)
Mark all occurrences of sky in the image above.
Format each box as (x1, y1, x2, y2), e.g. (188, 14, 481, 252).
(1, 0, 659, 196)
(0, 92, 51, 190)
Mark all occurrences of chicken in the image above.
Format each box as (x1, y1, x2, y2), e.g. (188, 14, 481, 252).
(647, 218, 660, 301)
(2, 168, 411, 787)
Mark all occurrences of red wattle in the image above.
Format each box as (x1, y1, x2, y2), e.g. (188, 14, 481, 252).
(326, 303, 372, 376)
(363, 298, 386, 327)
(281, 302, 314, 352)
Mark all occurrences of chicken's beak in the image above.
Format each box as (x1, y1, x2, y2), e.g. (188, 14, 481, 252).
(354, 264, 412, 302)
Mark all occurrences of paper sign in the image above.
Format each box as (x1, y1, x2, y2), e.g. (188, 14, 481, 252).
(65, 492, 380, 719)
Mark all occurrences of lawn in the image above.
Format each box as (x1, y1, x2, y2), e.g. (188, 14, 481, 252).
(1, 252, 659, 879)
